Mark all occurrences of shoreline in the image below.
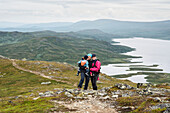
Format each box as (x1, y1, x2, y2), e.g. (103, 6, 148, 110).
(102, 37, 170, 84)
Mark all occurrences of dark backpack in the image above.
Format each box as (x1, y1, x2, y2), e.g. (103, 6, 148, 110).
(92, 59, 101, 74)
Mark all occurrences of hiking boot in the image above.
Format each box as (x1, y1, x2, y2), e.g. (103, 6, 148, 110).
(78, 88, 81, 91)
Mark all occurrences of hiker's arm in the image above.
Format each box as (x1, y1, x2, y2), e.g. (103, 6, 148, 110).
(77, 60, 81, 64)
(90, 61, 101, 72)
(86, 61, 89, 68)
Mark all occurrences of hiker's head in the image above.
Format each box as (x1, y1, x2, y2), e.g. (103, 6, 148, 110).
(87, 53, 92, 60)
(84, 55, 88, 60)
(92, 54, 97, 60)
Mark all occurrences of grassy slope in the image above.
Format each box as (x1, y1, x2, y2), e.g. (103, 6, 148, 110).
(0, 58, 136, 112)
(0, 36, 135, 65)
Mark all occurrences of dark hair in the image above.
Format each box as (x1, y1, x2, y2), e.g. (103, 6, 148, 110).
(92, 54, 96, 58)
(84, 55, 88, 60)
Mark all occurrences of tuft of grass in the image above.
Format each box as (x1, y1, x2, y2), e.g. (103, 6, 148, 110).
(132, 98, 161, 113)
(116, 96, 145, 106)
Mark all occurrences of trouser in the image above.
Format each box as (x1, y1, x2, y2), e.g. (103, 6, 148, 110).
(84, 75, 90, 90)
(78, 71, 85, 88)
(91, 75, 98, 90)
(78, 70, 90, 89)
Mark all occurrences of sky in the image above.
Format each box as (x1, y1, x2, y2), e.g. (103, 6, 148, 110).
(0, 0, 170, 23)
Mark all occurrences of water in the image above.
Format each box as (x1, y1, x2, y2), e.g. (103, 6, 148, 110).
(101, 37, 170, 83)
(119, 75, 148, 83)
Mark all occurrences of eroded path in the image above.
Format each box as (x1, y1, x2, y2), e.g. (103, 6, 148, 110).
(11, 59, 71, 85)
(57, 97, 117, 113)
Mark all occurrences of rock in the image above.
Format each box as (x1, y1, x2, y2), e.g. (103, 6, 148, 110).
(56, 91, 63, 95)
(100, 96, 110, 100)
(138, 88, 153, 95)
(115, 83, 133, 90)
(65, 92, 73, 98)
(120, 86, 126, 90)
(98, 92, 107, 97)
(0, 75, 3, 77)
(163, 108, 170, 113)
(44, 91, 54, 97)
(122, 93, 130, 97)
(33, 97, 40, 100)
(150, 103, 170, 110)
(41, 81, 51, 85)
(154, 97, 161, 102)
(39, 93, 44, 96)
(39, 91, 54, 97)
(112, 95, 119, 98)
(67, 89, 75, 94)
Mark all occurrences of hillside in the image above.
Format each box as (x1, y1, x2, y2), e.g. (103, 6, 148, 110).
(0, 31, 135, 65)
(0, 57, 169, 113)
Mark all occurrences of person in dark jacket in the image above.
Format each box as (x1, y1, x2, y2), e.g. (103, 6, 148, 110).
(90, 54, 101, 90)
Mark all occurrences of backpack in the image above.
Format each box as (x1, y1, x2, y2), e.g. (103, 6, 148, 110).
(78, 60, 87, 70)
(92, 59, 101, 74)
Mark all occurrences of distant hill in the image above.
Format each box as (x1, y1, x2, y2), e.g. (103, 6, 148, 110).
(0, 29, 125, 45)
(75, 29, 128, 41)
(67, 19, 170, 40)
(0, 31, 134, 65)
(0, 19, 170, 40)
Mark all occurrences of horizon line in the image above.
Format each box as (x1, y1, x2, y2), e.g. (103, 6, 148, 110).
(0, 18, 170, 24)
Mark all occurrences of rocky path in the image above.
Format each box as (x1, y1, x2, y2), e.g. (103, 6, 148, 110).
(56, 96, 117, 113)
(11, 59, 71, 85)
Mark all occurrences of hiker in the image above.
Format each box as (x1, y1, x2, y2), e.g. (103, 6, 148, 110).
(77, 55, 89, 90)
(84, 53, 92, 90)
(77, 57, 85, 76)
(90, 54, 101, 90)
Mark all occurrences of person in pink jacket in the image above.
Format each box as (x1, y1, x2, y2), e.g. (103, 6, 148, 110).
(90, 54, 101, 90)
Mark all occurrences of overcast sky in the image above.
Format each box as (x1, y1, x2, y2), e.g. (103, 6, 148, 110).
(0, 0, 170, 23)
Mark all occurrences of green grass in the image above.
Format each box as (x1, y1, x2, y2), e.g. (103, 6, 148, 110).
(0, 97, 54, 113)
(116, 96, 145, 106)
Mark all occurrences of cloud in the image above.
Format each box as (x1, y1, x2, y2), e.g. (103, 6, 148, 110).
(0, 0, 169, 23)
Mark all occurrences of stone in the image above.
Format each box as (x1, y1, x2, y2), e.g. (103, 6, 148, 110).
(112, 95, 119, 98)
(56, 91, 63, 95)
(163, 108, 170, 113)
(120, 86, 126, 90)
(150, 103, 170, 110)
(98, 92, 107, 97)
(65, 92, 73, 98)
(41, 81, 51, 85)
(39, 93, 44, 96)
(44, 91, 54, 97)
(33, 97, 40, 100)
(122, 93, 129, 97)
(154, 97, 161, 102)
(100, 96, 110, 100)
